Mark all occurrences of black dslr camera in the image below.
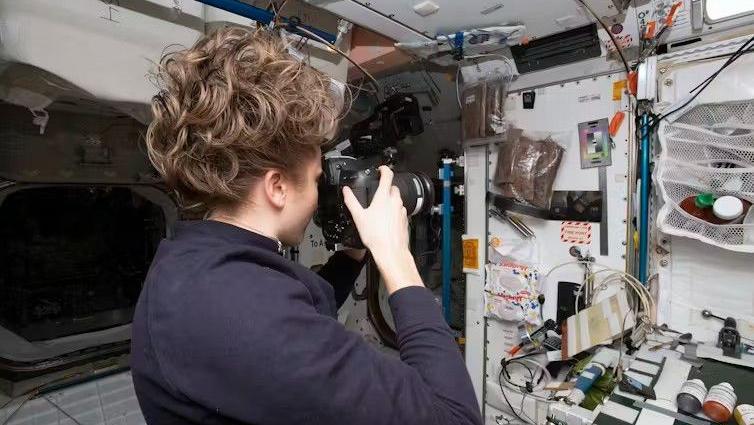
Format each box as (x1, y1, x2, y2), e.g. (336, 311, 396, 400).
(316, 94, 434, 250)
(316, 157, 434, 249)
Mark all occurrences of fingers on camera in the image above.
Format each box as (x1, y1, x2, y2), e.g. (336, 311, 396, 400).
(376, 166, 394, 198)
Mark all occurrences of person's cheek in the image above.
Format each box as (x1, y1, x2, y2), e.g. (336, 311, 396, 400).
(311, 184, 319, 214)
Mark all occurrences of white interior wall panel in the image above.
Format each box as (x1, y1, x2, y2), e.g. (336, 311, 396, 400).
(0, 0, 350, 115)
(320, 0, 754, 49)
(470, 73, 631, 422)
(321, 0, 593, 40)
(654, 37, 754, 345)
(463, 144, 490, 411)
(0, 0, 205, 107)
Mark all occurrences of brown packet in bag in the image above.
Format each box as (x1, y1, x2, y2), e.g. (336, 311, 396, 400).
(461, 83, 485, 141)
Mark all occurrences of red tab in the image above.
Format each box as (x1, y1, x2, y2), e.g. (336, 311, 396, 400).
(666, 2, 682, 27)
(610, 111, 626, 138)
(644, 21, 657, 40)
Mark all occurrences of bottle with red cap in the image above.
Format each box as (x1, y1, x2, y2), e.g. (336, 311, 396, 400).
(703, 382, 736, 423)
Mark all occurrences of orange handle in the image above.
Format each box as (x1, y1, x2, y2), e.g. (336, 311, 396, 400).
(610, 111, 626, 138)
(628, 71, 638, 96)
(666, 2, 682, 27)
(643, 21, 657, 40)
(508, 345, 522, 356)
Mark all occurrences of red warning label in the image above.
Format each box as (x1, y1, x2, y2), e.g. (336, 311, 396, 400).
(560, 221, 592, 245)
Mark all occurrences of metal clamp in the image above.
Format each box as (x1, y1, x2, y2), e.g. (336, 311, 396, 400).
(490, 207, 535, 239)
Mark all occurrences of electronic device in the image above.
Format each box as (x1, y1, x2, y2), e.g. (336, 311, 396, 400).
(316, 157, 434, 249)
(316, 93, 434, 250)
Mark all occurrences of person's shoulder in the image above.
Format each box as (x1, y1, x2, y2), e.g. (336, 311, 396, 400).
(150, 231, 295, 284)
(143, 245, 317, 359)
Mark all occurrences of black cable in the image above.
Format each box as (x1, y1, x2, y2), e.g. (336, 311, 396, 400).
(635, 25, 671, 65)
(502, 359, 539, 393)
(577, 0, 631, 73)
(646, 35, 754, 131)
(366, 256, 397, 348)
(688, 36, 754, 93)
(351, 284, 367, 301)
(632, 0, 645, 63)
(292, 25, 382, 101)
(498, 368, 528, 423)
(506, 361, 535, 383)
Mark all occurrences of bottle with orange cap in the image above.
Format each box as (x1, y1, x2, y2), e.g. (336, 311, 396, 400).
(703, 382, 737, 423)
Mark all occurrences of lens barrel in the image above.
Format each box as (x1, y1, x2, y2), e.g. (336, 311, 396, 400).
(393, 172, 434, 216)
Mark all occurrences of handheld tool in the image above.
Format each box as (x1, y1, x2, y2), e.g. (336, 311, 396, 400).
(702, 309, 742, 358)
(649, 332, 692, 352)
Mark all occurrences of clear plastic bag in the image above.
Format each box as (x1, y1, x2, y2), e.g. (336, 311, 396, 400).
(483, 78, 508, 137)
(484, 263, 542, 325)
(494, 129, 566, 209)
(484, 237, 542, 325)
(461, 83, 485, 141)
(460, 65, 513, 141)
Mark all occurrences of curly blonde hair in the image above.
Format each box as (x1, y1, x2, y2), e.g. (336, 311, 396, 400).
(145, 26, 340, 209)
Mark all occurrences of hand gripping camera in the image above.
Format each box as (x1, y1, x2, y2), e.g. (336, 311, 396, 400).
(316, 156, 434, 250)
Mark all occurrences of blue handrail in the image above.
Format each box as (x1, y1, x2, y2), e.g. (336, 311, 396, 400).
(638, 114, 650, 284)
(441, 160, 453, 323)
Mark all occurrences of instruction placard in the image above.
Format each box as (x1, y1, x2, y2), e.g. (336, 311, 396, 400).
(462, 236, 480, 273)
(560, 221, 592, 245)
(612, 80, 627, 100)
(578, 118, 612, 169)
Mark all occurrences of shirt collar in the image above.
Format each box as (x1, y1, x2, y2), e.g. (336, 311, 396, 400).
(173, 220, 283, 254)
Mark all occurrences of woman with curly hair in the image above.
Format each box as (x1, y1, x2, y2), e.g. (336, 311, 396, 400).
(131, 26, 481, 425)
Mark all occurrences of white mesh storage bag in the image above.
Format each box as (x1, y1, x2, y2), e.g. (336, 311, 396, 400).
(657, 100, 754, 252)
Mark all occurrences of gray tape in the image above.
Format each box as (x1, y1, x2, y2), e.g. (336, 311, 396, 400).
(632, 400, 711, 425)
(599, 166, 608, 256)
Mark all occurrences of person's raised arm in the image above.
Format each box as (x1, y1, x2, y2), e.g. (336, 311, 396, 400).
(158, 166, 480, 425)
(316, 249, 366, 307)
(158, 263, 480, 425)
(342, 166, 482, 423)
(342, 166, 424, 295)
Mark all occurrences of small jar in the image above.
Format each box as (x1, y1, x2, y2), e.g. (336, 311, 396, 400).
(734, 404, 754, 425)
(677, 379, 706, 414)
(703, 382, 737, 423)
(713, 196, 745, 223)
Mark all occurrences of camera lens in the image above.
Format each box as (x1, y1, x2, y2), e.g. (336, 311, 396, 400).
(393, 172, 434, 216)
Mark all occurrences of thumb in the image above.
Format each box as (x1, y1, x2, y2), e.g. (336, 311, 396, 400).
(342, 186, 365, 220)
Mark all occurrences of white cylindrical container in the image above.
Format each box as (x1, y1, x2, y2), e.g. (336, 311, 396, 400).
(735, 404, 754, 425)
(713, 196, 745, 222)
(677, 379, 707, 414)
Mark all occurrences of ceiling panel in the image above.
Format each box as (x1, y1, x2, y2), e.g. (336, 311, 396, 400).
(335, 0, 593, 39)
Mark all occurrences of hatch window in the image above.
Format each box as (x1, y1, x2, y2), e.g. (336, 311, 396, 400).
(706, 0, 754, 22)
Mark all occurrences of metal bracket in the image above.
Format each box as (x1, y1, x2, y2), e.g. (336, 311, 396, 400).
(580, 0, 629, 21)
(599, 166, 609, 256)
(691, 0, 704, 32)
(637, 55, 658, 101)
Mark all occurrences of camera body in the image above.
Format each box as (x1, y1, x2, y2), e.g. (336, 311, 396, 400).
(316, 156, 433, 250)
(316, 93, 434, 250)
(349, 94, 424, 157)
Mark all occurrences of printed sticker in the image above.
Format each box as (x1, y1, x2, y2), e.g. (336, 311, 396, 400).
(560, 221, 592, 245)
(613, 80, 627, 100)
(462, 237, 480, 271)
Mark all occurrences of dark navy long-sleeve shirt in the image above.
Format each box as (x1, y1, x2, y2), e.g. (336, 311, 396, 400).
(131, 220, 481, 425)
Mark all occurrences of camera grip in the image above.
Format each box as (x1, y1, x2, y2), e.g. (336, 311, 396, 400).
(344, 168, 380, 209)
(347, 183, 371, 209)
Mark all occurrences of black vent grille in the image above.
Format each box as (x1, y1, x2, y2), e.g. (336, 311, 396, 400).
(511, 24, 602, 74)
